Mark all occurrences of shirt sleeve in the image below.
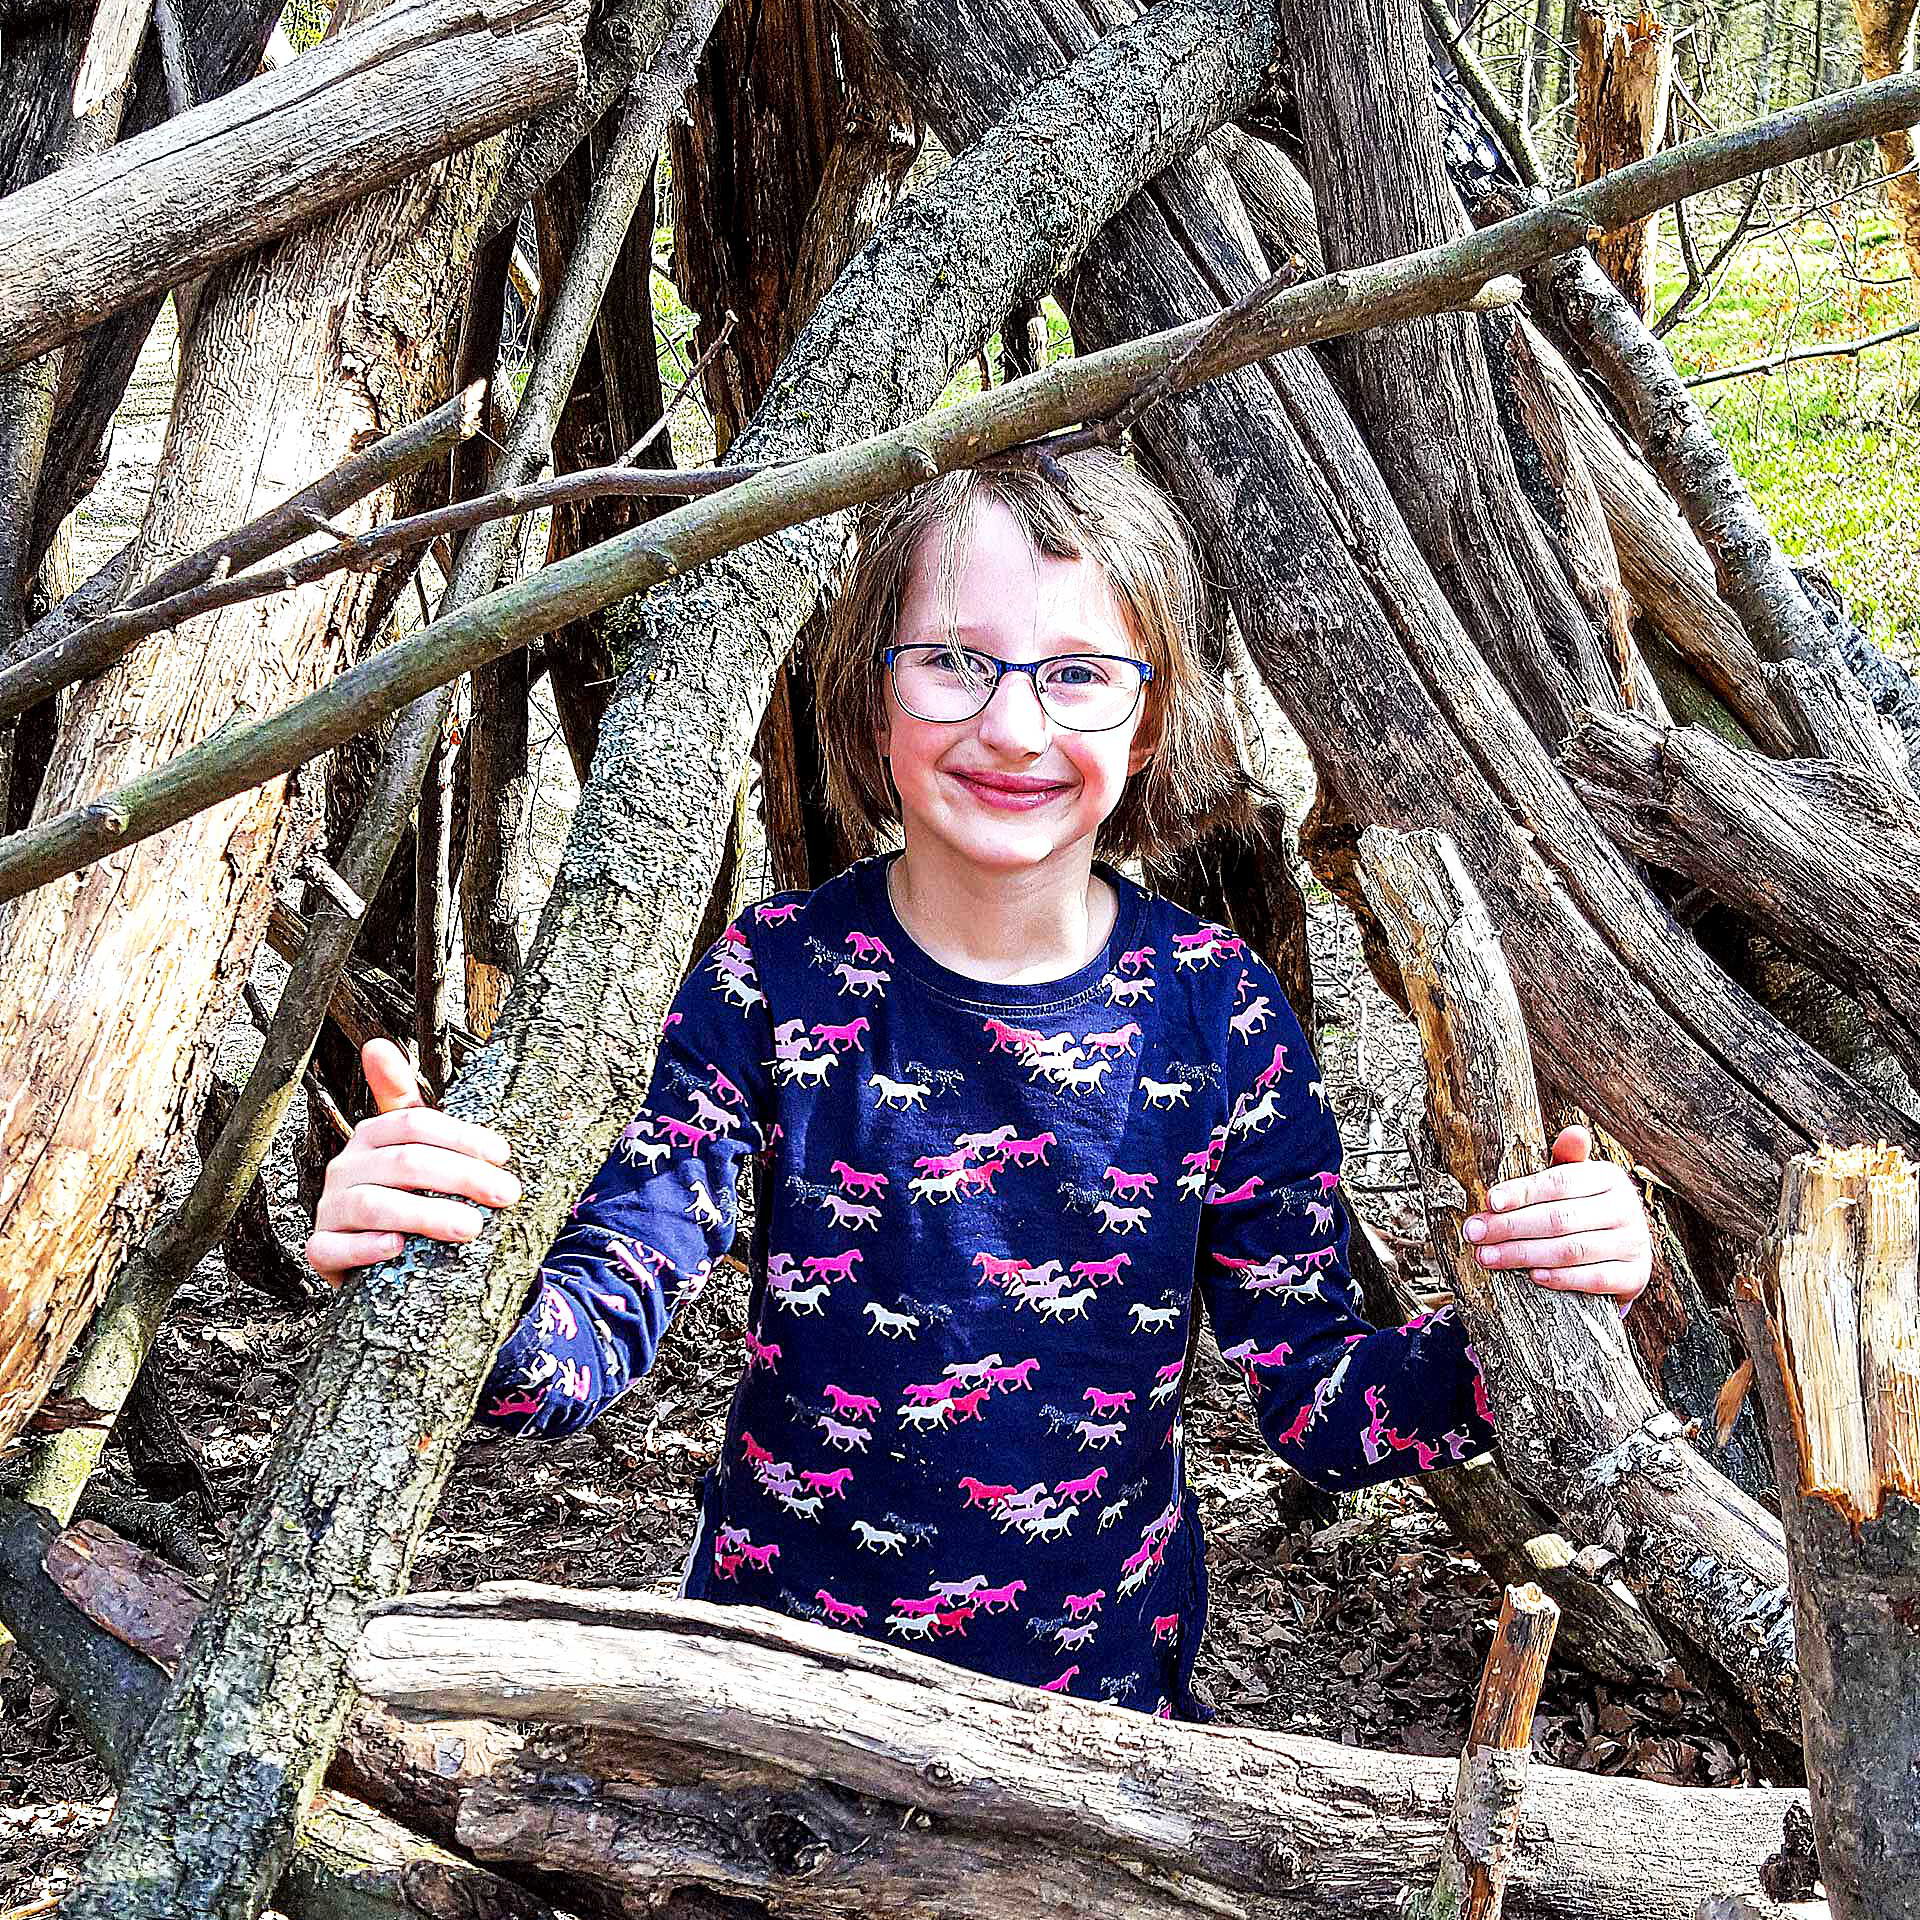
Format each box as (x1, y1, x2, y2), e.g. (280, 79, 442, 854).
(474, 917, 776, 1438)
(1196, 962, 1495, 1489)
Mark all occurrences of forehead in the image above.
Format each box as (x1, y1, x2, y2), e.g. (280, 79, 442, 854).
(896, 496, 1137, 654)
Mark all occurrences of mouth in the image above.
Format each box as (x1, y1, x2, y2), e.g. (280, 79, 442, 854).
(945, 770, 1071, 812)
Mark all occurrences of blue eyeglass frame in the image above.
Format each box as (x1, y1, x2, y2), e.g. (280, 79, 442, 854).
(881, 644, 1154, 733)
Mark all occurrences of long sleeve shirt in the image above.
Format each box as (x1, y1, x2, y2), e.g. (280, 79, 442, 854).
(475, 850, 1496, 1720)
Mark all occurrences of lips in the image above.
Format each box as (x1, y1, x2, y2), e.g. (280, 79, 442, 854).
(946, 769, 1069, 811)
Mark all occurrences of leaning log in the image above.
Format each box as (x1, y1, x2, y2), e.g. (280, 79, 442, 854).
(1353, 825, 1799, 1739)
(1735, 1145, 1920, 1920)
(50, 12, 1291, 1918)
(0, 0, 592, 374)
(1562, 709, 1920, 1089)
(353, 1582, 1814, 1920)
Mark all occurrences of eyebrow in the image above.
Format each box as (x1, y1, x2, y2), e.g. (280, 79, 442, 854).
(896, 626, 1138, 657)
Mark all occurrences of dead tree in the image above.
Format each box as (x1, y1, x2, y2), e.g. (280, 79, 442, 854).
(1573, 6, 1673, 317)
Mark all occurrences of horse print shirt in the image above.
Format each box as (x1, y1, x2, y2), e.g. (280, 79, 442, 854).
(476, 851, 1495, 1720)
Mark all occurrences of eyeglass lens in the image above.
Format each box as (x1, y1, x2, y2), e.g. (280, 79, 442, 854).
(891, 645, 1143, 730)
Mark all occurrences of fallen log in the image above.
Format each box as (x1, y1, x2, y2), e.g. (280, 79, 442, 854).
(350, 1581, 1816, 1920)
(0, 0, 593, 374)
(1735, 1145, 1920, 1920)
(1561, 710, 1920, 1089)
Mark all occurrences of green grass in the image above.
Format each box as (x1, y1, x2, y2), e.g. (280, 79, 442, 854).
(1655, 216, 1920, 662)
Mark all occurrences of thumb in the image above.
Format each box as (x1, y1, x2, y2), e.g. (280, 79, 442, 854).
(362, 1037, 426, 1115)
(1550, 1123, 1592, 1165)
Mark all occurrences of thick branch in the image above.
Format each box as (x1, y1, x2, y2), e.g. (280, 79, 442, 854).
(1355, 826, 1798, 1737)
(0, 0, 594, 373)
(13, 68, 1920, 903)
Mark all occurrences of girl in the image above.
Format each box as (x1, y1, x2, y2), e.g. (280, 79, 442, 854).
(308, 448, 1651, 1722)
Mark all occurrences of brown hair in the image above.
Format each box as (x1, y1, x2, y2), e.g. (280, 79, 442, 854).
(812, 445, 1254, 863)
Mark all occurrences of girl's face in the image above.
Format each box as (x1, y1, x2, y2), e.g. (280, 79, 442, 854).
(877, 499, 1155, 879)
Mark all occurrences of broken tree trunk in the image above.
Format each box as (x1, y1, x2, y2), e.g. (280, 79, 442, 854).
(53, 12, 1286, 1916)
(1734, 1145, 1920, 1920)
(0, 0, 526, 1454)
(1562, 709, 1920, 1090)
(1353, 825, 1799, 1739)
(347, 1581, 1816, 1920)
(1573, 5, 1673, 318)
(1848, 0, 1920, 286)
(0, 0, 593, 374)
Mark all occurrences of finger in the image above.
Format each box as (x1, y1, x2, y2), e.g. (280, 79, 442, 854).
(347, 1105, 511, 1165)
(1474, 1227, 1643, 1271)
(1550, 1124, 1592, 1165)
(363, 1037, 426, 1116)
(1486, 1160, 1621, 1213)
(1524, 1260, 1648, 1299)
(317, 1185, 489, 1244)
(1469, 1193, 1623, 1247)
(357, 1141, 521, 1208)
(304, 1228, 407, 1284)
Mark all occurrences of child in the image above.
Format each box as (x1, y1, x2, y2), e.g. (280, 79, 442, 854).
(307, 447, 1651, 1722)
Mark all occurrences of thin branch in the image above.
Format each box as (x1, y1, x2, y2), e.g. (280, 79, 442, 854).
(1682, 315, 1920, 387)
(7, 65, 1920, 904)
(1421, 0, 1546, 187)
(622, 307, 736, 462)
(0, 384, 486, 711)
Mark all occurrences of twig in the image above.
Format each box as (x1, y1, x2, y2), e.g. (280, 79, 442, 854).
(1681, 315, 1920, 387)
(8, 65, 1920, 904)
(1420, 0, 1546, 188)
(622, 308, 736, 463)
(0, 384, 486, 711)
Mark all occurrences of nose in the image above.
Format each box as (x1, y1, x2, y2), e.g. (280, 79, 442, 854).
(973, 664, 1052, 754)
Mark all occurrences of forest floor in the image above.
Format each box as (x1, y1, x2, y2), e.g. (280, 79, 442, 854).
(7, 213, 1902, 1903)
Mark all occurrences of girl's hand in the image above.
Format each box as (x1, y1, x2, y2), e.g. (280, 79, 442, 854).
(1460, 1125, 1651, 1308)
(302, 1038, 520, 1286)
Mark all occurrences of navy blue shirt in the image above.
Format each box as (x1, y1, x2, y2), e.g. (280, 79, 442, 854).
(477, 852, 1494, 1719)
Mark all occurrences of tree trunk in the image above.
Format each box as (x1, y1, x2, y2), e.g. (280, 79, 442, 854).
(50, 11, 1282, 1915)
(1851, 0, 1920, 284)
(1572, 5, 1672, 318)
(0, 2, 520, 1457)
(349, 1582, 1819, 1920)
(1735, 1145, 1920, 1920)
(0, 0, 594, 374)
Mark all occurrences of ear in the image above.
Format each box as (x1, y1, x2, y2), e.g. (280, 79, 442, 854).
(1124, 697, 1162, 778)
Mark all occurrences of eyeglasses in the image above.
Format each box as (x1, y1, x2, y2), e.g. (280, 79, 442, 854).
(883, 643, 1153, 733)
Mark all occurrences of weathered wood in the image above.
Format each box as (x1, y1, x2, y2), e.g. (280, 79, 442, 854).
(1573, 5, 1673, 318)
(351, 1582, 1814, 1920)
(50, 13, 1284, 1918)
(1848, 0, 1920, 285)
(1280, 0, 1634, 749)
(0, 0, 594, 374)
(1735, 1145, 1920, 1920)
(1562, 710, 1920, 1089)
(1419, 1583, 1559, 1920)
(1351, 826, 1798, 1740)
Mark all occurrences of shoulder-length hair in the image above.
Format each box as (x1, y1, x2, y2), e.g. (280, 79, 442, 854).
(812, 444, 1255, 864)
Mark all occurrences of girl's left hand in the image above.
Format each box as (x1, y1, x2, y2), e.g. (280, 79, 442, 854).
(1460, 1125, 1652, 1309)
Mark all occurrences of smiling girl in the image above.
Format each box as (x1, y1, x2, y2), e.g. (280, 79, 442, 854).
(308, 446, 1651, 1720)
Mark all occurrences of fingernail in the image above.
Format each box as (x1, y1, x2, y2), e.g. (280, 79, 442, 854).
(1463, 1217, 1487, 1243)
(1488, 1185, 1511, 1209)
(1477, 1246, 1498, 1265)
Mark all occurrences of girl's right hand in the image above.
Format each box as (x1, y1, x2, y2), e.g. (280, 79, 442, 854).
(303, 1038, 521, 1286)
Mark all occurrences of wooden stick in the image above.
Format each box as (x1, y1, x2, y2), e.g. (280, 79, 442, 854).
(1420, 1583, 1560, 1920)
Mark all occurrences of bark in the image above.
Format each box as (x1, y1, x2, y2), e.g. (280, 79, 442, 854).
(349, 1582, 1817, 1920)
(0, 0, 594, 374)
(1573, 5, 1673, 318)
(1849, 0, 1920, 285)
(52, 10, 1275, 1916)
(0, 0, 517, 1451)
(1281, 0, 1637, 750)
(1353, 827, 1798, 1739)
(1734, 1145, 1920, 1920)
(1562, 709, 1920, 1089)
